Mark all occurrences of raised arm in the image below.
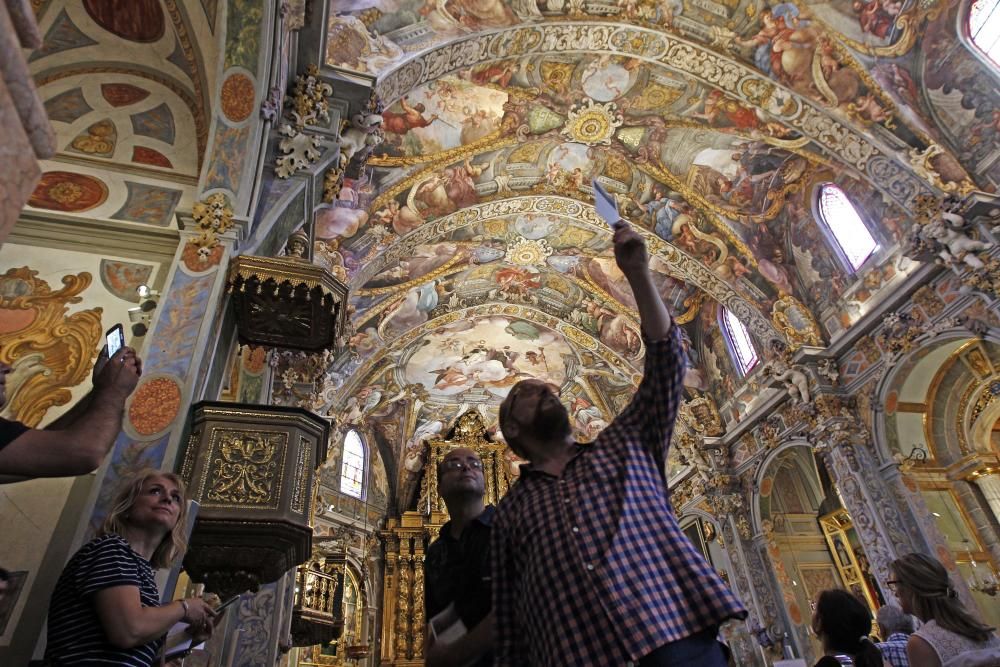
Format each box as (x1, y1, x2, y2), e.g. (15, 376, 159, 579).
(0, 348, 141, 480)
(608, 221, 687, 468)
(614, 221, 672, 341)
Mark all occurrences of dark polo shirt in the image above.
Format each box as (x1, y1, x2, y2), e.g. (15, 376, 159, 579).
(425, 505, 494, 667)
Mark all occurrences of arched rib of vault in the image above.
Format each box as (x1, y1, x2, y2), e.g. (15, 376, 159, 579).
(375, 22, 937, 211)
(351, 195, 784, 343)
(336, 301, 645, 407)
(366, 140, 771, 273)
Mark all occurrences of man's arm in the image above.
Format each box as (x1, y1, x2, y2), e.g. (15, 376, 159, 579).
(609, 222, 687, 467)
(0, 349, 141, 480)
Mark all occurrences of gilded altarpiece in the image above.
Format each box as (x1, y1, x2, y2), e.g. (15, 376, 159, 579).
(380, 412, 515, 666)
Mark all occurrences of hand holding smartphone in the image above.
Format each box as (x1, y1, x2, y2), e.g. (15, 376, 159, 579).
(105, 324, 125, 358)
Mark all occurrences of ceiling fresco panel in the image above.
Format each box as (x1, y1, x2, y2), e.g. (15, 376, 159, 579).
(283, 0, 1000, 474)
(27, 9, 97, 62)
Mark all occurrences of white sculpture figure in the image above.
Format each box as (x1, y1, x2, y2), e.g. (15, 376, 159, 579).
(922, 210, 992, 270)
(764, 353, 811, 404)
(339, 111, 383, 167)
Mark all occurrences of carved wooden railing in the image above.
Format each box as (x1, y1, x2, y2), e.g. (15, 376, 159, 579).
(291, 560, 344, 647)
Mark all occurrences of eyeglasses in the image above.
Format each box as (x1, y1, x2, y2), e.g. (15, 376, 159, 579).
(441, 459, 483, 472)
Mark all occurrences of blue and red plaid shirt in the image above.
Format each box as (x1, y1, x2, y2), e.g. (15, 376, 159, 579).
(877, 632, 911, 667)
(491, 325, 747, 666)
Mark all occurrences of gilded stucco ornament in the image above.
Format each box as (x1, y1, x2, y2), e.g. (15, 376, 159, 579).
(504, 236, 554, 266)
(770, 295, 822, 348)
(962, 260, 1000, 300)
(907, 144, 977, 195)
(191, 193, 235, 256)
(874, 311, 922, 356)
(276, 65, 334, 179)
(321, 163, 345, 204)
(680, 393, 724, 436)
(561, 99, 623, 146)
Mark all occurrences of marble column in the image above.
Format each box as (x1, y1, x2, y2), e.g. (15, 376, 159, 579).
(956, 477, 1000, 572)
(971, 473, 1000, 527)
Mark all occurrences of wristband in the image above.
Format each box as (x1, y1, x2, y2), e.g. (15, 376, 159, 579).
(180, 599, 190, 621)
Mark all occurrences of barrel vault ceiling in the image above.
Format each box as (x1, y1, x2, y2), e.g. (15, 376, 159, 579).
(296, 0, 1000, 511)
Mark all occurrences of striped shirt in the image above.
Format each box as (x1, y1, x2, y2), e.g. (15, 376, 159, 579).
(491, 326, 747, 665)
(46, 533, 164, 666)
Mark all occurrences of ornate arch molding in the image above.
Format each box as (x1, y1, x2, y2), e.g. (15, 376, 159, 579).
(375, 23, 935, 210)
(351, 195, 784, 342)
(871, 330, 1000, 465)
(337, 301, 642, 405)
(751, 439, 821, 536)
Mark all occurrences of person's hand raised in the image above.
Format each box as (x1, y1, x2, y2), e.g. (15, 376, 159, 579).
(93, 347, 142, 399)
(612, 220, 649, 278)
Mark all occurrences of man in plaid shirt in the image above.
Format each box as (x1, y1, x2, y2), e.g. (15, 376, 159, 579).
(875, 605, 913, 667)
(492, 220, 747, 666)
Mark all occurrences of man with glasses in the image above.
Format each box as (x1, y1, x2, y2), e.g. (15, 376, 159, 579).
(424, 447, 495, 667)
(492, 220, 746, 666)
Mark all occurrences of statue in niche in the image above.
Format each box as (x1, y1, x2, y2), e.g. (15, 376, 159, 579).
(763, 341, 810, 404)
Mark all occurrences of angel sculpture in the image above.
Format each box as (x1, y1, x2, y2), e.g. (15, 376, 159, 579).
(763, 344, 811, 404)
(907, 207, 993, 271)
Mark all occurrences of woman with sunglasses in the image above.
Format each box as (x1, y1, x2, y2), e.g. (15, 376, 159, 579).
(889, 553, 999, 667)
(45, 469, 217, 666)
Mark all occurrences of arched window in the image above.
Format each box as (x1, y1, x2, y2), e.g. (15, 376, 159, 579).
(721, 308, 759, 375)
(340, 430, 366, 499)
(969, 0, 1000, 66)
(815, 183, 878, 272)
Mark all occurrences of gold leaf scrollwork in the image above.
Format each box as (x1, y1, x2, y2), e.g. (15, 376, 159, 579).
(771, 295, 823, 348)
(0, 268, 103, 426)
(207, 432, 284, 505)
(190, 193, 235, 255)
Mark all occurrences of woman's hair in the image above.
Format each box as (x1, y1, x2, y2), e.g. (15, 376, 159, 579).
(892, 553, 995, 643)
(811, 589, 883, 667)
(100, 468, 188, 569)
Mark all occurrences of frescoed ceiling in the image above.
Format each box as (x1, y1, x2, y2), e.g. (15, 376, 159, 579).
(302, 0, 1000, 511)
(22, 0, 219, 227)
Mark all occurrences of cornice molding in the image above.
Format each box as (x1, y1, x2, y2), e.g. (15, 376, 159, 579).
(7, 213, 180, 267)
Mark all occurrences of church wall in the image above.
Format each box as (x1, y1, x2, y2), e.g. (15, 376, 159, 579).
(0, 237, 172, 660)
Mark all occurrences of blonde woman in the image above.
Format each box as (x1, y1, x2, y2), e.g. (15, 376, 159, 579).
(46, 469, 217, 666)
(890, 553, 1000, 667)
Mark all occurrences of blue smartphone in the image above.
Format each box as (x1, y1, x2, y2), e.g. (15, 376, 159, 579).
(592, 179, 620, 227)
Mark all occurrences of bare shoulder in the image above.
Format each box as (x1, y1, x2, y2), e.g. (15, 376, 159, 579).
(907, 633, 942, 667)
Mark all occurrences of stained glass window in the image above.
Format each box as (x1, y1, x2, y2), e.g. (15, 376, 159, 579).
(721, 308, 759, 375)
(817, 184, 878, 272)
(340, 430, 365, 499)
(970, 0, 1000, 66)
